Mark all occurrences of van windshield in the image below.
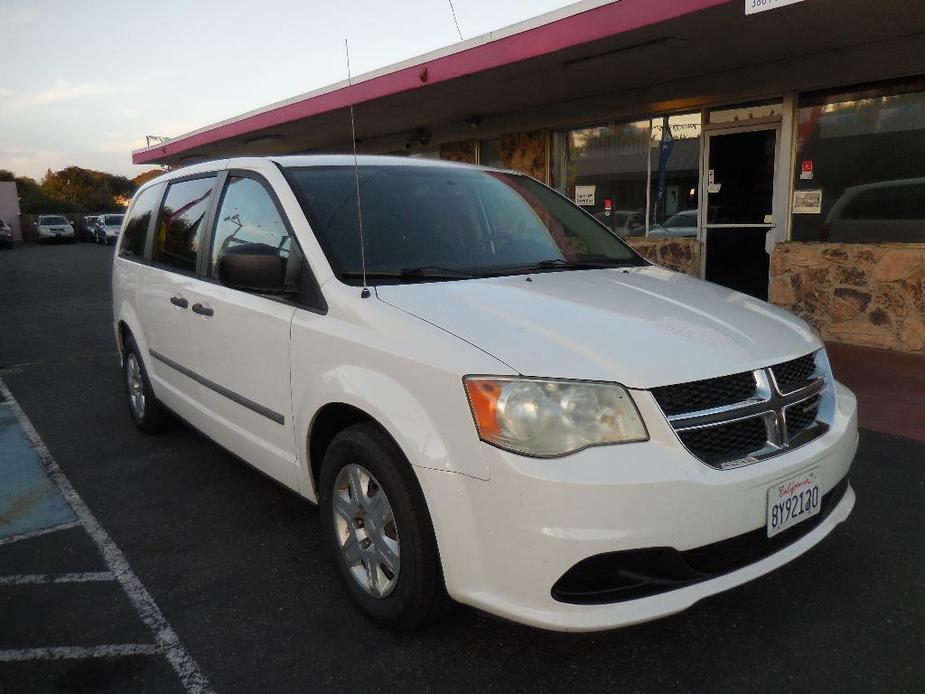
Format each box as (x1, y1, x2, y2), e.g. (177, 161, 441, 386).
(103, 215, 124, 226)
(285, 165, 644, 284)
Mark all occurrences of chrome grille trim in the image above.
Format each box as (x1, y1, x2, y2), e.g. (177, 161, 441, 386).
(653, 352, 830, 470)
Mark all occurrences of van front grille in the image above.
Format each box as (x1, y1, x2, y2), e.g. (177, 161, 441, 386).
(786, 394, 821, 439)
(677, 416, 769, 467)
(651, 371, 756, 416)
(652, 352, 828, 469)
(772, 353, 817, 393)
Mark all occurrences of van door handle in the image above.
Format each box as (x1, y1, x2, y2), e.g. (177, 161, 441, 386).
(191, 303, 214, 317)
(170, 295, 188, 309)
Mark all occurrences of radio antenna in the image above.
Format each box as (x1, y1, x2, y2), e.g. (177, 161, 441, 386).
(447, 0, 464, 41)
(345, 38, 369, 298)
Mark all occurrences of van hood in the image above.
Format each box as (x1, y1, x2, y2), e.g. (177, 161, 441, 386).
(376, 266, 821, 389)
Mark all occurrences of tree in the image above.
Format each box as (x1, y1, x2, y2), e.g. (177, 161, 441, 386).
(132, 168, 167, 187)
(4, 165, 162, 213)
(40, 166, 134, 212)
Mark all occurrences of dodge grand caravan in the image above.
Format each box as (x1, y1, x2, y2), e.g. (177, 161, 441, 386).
(112, 156, 858, 632)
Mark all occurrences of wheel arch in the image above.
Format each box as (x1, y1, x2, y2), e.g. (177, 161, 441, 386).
(306, 402, 402, 501)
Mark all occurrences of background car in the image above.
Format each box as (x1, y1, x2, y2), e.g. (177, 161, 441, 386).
(94, 214, 125, 245)
(34, 215, 76, 243)
(78, 215, 101, 242)
(649, 209, 699, 238)
(593, 210, 645, 237)
(0, 219, 12, 249)
(821, 178, 925, 242)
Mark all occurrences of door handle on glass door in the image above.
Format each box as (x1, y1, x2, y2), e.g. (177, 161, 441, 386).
(192, 303, 214, 317)
(170, 295, 188, 309)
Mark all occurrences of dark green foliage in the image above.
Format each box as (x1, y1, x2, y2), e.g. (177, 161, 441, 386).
(2, 166, 166, 213)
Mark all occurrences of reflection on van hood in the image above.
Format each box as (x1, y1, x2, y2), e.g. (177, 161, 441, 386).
(376, 266, 821, 389)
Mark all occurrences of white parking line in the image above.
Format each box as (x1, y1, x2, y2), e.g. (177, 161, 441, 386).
(0, 378, 212, 693)
(0, 521, 82, 547)
(0, 644, 160, 662)
(0, 572, 115, 585)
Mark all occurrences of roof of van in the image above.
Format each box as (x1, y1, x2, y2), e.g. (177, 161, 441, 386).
(131, 154, 512, 197)
(270, 154, 480, 169)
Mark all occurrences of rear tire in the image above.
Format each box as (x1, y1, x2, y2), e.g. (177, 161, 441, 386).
(319, 423, 452, 631)
(123, 336, 172, 434)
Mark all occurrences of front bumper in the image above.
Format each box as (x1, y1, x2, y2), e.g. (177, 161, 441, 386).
(416, 381, 858, 632)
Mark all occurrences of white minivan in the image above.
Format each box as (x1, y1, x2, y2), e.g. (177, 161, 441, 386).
(113, 156, 858, 632)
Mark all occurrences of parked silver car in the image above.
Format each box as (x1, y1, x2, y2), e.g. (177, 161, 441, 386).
(95, 214, 125, 245)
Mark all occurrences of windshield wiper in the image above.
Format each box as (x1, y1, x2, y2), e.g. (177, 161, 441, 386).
(511, 257, 642, 273)
(399, 266, 476, 278)
(339, 266, 476, 283)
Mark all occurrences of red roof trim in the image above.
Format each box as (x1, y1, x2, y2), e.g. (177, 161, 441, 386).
(133, 0, 730, 164)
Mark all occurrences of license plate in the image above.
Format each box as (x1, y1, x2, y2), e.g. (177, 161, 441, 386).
(767, 469, 820, 538)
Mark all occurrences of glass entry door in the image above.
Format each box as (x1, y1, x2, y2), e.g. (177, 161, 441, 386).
(703, 126, 778, 300)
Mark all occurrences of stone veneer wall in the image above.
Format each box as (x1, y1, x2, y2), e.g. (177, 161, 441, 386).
(625, 238, 701, 277)
(769, 242, 925, 354)
(439, 139, 477, 164)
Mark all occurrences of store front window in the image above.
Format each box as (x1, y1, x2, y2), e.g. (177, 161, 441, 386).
(792, 82, 925, 243)
(479, 138, 504, 168)
(551, 113, 701, 238)
(648, 114, 701, 237)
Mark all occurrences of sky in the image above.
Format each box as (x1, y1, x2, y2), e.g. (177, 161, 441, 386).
(0, 0, 573, 180)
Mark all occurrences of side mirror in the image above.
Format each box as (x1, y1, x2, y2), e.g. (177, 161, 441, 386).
(217, 242, 287, 293)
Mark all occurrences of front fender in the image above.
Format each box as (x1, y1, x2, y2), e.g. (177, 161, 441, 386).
(290, 289, 516, 498)
(294, 364, 492, 498)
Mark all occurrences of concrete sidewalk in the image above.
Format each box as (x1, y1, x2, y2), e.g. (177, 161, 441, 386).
(827, 342, 925, 443)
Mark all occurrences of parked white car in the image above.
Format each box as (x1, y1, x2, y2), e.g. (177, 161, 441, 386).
(35, 215, 76, 243)
(112, 156, 858, 632)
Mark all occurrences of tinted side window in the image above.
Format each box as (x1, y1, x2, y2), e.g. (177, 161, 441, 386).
(153, 176, 216, 272)
(120, 183, 163, 258)
(209, 176, 291, 280)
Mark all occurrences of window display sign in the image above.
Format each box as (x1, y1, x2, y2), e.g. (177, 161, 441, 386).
(793, 190, 823, 214)
(745, 0, 804, 15)
(800, 160, 814, 180)
(575, 185, 595, 206)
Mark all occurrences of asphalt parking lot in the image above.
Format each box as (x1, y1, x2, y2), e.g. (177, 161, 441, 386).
(0, 243, 923, 693)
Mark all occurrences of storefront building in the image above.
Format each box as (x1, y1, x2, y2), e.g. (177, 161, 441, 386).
(133, 0, 925, 353)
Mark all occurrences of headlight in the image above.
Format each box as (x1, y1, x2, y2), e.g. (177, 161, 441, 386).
(464, 377, 648, 457)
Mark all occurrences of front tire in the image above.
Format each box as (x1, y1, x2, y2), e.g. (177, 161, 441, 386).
(123, 336, 172, 434)
(319, 423, 451, 631)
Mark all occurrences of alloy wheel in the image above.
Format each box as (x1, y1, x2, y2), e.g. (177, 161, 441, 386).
(332, 463, 400, 598)
(126, 353, 145, 418)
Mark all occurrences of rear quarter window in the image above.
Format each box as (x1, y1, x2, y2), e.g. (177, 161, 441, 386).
(120, 183, 164, 259)
(152, 176, 216, 273)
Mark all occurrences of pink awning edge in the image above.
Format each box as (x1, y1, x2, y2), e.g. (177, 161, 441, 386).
(133, 0, 730, 164)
